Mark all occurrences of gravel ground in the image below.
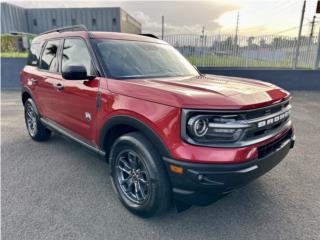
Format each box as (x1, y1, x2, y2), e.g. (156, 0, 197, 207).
(1, 90, 320, 240)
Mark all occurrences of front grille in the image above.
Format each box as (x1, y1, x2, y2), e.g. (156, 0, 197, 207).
(241, 99, 291, 142)
(257, 129, 292, 158)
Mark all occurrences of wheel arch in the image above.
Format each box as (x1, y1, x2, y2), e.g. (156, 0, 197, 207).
(99, 115, 172, 160)
(21, 87, 40, 116)
(21, 87, 33, 105)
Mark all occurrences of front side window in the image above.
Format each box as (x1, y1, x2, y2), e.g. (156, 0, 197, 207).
(95, 40, 199, 79)
(39, 39, 61, 72)
(62, 38, 93, 75)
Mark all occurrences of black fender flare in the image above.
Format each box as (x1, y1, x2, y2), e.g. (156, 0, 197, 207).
(21, 87, 34, 104)
(99, 115, 171, 158)
(21, 87, 40, 116)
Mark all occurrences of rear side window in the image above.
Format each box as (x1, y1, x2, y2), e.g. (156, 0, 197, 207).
(27, 42, 42, 66)
(39, 39, 61, 72)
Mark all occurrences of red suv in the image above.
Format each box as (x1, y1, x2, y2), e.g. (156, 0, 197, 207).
(21, 25, 295, 217)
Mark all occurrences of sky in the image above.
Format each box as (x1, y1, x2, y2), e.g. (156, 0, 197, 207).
(8, 0, 320, 37)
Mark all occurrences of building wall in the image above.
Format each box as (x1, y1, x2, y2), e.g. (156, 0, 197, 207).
(1, 3, 141, 35)
(26, 7, 121, 34)
(120, 9, 141, 34)
(0, 2, 29, 34)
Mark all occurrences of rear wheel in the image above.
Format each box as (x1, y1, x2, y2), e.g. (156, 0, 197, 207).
(24, 98, 51, 141)
(110, 132, 171, 217)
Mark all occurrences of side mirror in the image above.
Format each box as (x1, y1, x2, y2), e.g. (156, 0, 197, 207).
(62, 65, 89, 80)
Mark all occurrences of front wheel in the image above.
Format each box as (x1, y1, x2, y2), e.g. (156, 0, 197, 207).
(24, 98, 51, 141)
(110, 132, 171, 217)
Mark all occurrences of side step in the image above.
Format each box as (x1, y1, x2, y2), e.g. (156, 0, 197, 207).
(40, 118, 106, 158)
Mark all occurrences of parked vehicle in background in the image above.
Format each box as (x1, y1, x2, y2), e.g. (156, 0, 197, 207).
(21, 25, 295, 217)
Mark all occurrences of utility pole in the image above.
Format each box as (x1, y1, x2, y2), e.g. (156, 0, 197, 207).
(310, 15, 316, 38)
(235, 12, 239, 46)
(307, 15, 316, 55)
(161, 16, 164, 40)
(293, 0, 306, 69)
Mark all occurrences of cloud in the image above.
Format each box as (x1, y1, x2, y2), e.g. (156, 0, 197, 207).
(131, 10, 207, 35)
(121, 1, 238, 35)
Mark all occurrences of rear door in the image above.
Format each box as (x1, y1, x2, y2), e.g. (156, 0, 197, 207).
(35, 39, 63, 121)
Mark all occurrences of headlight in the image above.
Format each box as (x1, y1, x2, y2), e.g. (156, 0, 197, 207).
(188, 117, 209, 137)
(186, 114, 249, 144)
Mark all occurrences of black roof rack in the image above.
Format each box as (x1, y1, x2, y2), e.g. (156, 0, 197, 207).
(41, 25, 90, 36)
(139, 33, 159, 39)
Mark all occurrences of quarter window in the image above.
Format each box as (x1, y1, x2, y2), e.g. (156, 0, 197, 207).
(39, 39, 61, 72)
(62, 38, 93, 75)
(27, 42, 43, 66)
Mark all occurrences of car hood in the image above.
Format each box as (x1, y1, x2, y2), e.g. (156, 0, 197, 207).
(108, 74, 290, 110)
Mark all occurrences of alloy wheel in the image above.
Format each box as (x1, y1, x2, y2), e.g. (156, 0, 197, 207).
(25, 103, 37, 137)
(115, 150, 151, 204)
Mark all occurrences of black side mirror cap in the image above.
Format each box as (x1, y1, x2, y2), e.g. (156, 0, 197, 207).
(62, 65, 90, 80)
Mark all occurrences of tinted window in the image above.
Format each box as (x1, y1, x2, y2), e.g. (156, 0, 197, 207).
(39, 40, 61, 72)
(27, 42, 42, 66)
(62, 38, 93, 75)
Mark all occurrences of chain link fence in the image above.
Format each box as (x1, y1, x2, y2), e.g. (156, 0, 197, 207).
(164, 34, 320, 69)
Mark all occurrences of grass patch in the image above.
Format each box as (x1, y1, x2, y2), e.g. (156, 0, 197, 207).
(1, 52, 28, 58)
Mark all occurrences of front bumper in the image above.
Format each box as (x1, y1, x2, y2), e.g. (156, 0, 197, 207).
(163, 130, 295, 206)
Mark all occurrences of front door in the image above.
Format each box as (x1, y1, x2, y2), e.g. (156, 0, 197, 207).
(55, 37, 100, 143)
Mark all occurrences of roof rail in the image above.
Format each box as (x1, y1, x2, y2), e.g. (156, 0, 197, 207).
(41, 25, 90, 36)
(139, 33, 159, 39)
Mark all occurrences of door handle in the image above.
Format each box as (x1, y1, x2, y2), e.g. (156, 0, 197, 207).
(54, 83, 64, 91)
(28, 78, 38, 85)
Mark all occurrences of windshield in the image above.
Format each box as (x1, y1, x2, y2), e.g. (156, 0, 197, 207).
(94, 39, 200, 79)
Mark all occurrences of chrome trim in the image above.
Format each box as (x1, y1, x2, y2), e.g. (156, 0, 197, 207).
(40, 118, 105, 157)
(208, 122, 250, 129)
(235, 165, 258, 173)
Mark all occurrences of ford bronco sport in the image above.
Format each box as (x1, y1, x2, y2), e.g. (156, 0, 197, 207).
(21, 25, 295, 217)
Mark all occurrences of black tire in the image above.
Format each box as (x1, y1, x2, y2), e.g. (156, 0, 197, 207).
(24, 98, 51, 141)
(110, 132, 171, 217)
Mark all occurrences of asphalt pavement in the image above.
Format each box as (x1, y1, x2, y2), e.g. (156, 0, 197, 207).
(1, 90, 320, 240)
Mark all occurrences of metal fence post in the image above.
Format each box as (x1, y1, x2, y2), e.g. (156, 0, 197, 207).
(313, 27, 320, 70)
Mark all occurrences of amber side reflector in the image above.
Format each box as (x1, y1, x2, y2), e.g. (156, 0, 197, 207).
(170, 164, 184, 174)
